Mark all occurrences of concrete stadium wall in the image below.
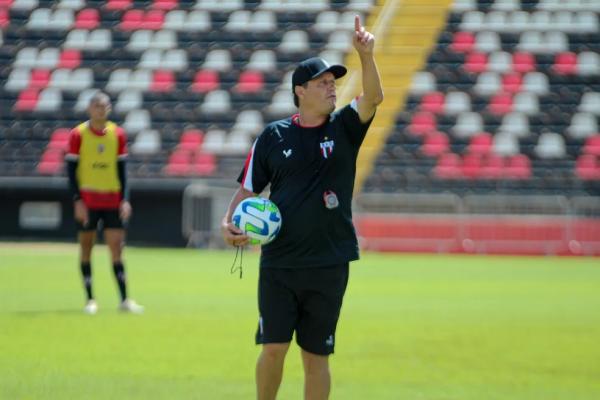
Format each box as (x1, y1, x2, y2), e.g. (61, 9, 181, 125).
(0, 178, 187, 247)
(355, 214, 600, 256)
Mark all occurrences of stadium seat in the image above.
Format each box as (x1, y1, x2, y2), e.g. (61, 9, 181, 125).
(58, 49, 81, 69)
(421, 131, 449, 157)
(75, 8, 99, 29)
(583, 135, 600, 156)
(488, 92, 513, 115)
(191, 70, 220, 93)
(493, 132, 520, 156)
(453, 112, 483, 138)
(444, 91, 471, 115)
(535, 132, 566, 159)
(14, 89, 39, 111)
(575, 154, 600, 180)
(179, 129, 204, 151)
(131, 129, 161, 154)
(105, 0, 132, 10)
(567, 113, 598, 139)
(151, 70, 175, 92)
(193, 152, 217, 176)
(199, 90, 231, 114)
(468, 133, 493, 155)
(234, 71, 264, 94)
(0, 9, 8, 29)
(407, 112, 436, 136)
(153, 0, 177, 10)
(419, 92, 445, 114)
(505, 154, 531, 179)
(579, 92, 600, 115)
(553, 52, 578, 75)
(434, 153, 462, 179)
(29, 69, 50, 89)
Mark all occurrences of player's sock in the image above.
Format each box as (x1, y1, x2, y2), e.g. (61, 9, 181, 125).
(112, 262, 128, 302)
(81, 261, 93, 300)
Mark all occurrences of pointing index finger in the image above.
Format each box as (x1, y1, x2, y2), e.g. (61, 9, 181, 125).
(355, 15, 361, 32)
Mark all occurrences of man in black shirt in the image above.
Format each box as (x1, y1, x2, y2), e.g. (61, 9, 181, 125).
(222, 16, 383, 400)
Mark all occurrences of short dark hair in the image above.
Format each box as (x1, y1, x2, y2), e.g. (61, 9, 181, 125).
(89, 91, 111, 107)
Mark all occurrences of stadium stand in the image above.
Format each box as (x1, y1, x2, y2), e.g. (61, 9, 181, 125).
(362, 0, 600, 196)
(0, 0, 599, 252)
(1, 0, 380, 180)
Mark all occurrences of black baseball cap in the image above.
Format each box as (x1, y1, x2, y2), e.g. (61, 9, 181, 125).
(292, 57, 347, 107)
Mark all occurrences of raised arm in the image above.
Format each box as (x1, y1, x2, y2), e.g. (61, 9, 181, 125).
(353, 15, 384, 123)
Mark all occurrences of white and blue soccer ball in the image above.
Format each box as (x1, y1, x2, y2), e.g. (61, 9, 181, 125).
(232, 197, 282, 245)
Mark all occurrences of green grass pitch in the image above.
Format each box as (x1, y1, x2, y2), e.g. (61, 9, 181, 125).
(1, 243, 599, 399)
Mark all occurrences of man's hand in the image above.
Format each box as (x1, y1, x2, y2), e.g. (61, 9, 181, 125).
(353, 15, 375, 55)
(74, 199, 88, 226)
(221, 219, 250, 247)
(120, 200, 132, 222)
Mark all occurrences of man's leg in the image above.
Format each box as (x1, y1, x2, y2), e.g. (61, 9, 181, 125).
(104, 228, 144, 312)
(256, 342, 290, 400)
(104, 228, 127, 302)
(78, 230, 96, 302)
(301, 349, 330, 400)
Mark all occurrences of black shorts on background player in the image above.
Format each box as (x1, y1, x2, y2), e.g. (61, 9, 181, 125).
(256, 263, 349, 355)
(76, 209, 124, 231)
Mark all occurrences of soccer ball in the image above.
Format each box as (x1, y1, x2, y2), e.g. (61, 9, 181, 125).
(232, 197, 282, 245)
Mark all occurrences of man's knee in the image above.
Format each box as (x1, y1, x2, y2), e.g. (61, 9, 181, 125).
(261, 343, 290, 362)
(301, 350, 330, 374)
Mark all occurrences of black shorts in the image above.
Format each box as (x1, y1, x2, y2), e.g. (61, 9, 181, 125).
(256, 263, 349, 355)
(76, 209, 125, 231)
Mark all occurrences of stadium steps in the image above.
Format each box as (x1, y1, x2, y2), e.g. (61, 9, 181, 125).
(338, 0, 453, 192)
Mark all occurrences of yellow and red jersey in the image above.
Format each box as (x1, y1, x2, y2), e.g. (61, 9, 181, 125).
(66, 121, 127, 209)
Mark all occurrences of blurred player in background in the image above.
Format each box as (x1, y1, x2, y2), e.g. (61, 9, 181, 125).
(65, 91, 144, 315)
(221, 16, 383, 400)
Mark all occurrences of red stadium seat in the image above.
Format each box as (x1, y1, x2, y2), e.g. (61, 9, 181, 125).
(0, 0, 13, 8)
(29, 69, 50, 89)
(553, 52, 578, 75)
(164, 162, 190, 176)
(488, 92, 512, 115)
(40, 148, 64, 163)
(47, 128, 71, 150)
(191, 70, 219, 93)
(407, 111, 436, 136)
(0, 8, 9, 29)
(462, 153, 483, 179)
(468, 133, 493, 154)
(583, 135, 600, 156)
(434, 153, 462, 179)
(502, 72, 522, 94)
(58, 49, 81, 69)
(505, 154, 531, 179)
(464, 52, 487, 73)
(37, 161, 64, 175)
(75, 9, 100, 29)
(421, 131, 449, 157)
(105, 0, 132, 10)
(419, 91, 445, 114)
(193, 152, 216, 176)
(576, 154, 600, 180)
(234, 70, 265, 94)
(151, 70, 175, 92)
(451, 31, 475, 53)
(512, 52, 535, 73)
(480, 153, 504, 179)
(143, 10, 165, 30)
(121, 9, 144, 30)
(168, 149, 192, 165)
(14, 89, 39, 111)
(152, 0, 178, 10)
(179, 129, 204, 150)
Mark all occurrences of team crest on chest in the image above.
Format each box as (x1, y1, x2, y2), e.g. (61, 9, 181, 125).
(319, 138, 334, 159)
